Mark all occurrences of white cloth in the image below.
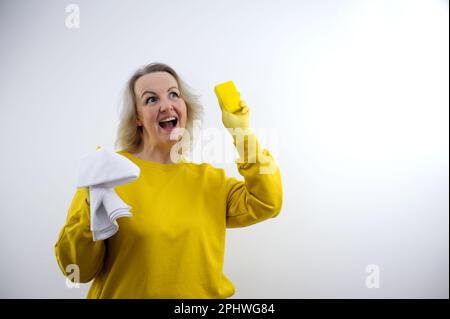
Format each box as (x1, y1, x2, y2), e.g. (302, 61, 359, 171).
(76, 146, 140, 241)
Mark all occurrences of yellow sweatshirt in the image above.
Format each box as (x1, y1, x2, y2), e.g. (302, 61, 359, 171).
(54, 134, 283, 298)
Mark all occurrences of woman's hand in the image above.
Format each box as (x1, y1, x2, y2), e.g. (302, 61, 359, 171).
(220, 100, 250, 134)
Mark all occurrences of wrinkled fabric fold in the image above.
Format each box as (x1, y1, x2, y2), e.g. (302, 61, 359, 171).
(76, 147, 140, 241)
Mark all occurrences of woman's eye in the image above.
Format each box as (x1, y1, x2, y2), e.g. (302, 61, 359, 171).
(145, 92, 178, 104)
(146, 97, 157, 104)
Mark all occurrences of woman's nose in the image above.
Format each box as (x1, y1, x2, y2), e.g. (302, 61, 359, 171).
(159, 99, 174, 112)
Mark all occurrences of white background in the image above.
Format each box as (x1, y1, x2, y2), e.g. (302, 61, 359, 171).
(0, 0, 448, 298)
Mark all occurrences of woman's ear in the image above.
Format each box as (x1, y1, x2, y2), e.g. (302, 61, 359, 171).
(135, 112, 142, 126)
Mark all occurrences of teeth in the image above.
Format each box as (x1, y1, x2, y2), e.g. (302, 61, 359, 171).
(159, 117, 176, 123)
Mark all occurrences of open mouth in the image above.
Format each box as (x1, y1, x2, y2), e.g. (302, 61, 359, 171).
(158, 116, 178, 131)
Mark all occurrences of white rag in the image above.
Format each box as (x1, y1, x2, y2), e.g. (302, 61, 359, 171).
(76, 146, 140, 241)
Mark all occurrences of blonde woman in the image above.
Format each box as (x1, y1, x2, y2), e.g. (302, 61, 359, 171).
(54, 62, 283, 298)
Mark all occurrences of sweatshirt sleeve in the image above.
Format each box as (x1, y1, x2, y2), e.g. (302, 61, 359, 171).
(54, 187, 105, 283)
(225, 132, 283, 228)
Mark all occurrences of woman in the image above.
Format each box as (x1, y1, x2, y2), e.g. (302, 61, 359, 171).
(54, 62, 283, 298)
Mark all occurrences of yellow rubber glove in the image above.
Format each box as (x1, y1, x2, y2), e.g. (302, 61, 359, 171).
(221, 100, 250, 133)
(214, 81, 250, 133)
(215, 81, 257, 163)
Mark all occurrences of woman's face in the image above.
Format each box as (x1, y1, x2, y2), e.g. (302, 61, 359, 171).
(134, 71, 187, 147)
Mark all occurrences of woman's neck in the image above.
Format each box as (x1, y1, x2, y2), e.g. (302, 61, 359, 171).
(133, 143, 175, 164)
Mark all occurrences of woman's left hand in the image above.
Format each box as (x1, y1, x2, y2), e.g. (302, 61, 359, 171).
(220, 100, 250, 133)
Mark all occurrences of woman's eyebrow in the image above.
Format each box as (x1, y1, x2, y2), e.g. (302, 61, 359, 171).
(140, 86, 179, 99)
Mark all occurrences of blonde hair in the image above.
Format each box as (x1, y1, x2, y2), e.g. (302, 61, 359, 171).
(115, 62, 203, 153)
